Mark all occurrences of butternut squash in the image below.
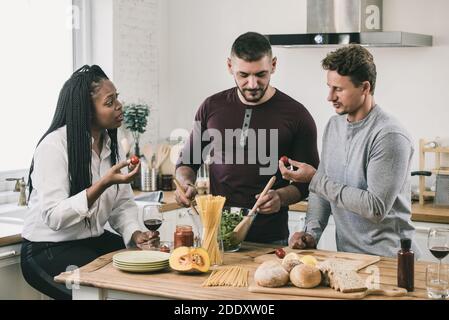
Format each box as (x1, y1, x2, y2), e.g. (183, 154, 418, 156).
(169, 246, 210, 273)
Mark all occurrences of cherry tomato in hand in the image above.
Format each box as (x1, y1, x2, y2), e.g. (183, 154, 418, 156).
(275, 248, 286, 259)
(130, 155, 140, 165)
(280, 156, 289, 166)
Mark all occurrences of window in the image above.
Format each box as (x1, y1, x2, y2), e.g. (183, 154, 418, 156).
(0, 0, 73, 171)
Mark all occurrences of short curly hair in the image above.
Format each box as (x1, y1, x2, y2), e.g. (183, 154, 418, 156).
(322, 44, 377, 94)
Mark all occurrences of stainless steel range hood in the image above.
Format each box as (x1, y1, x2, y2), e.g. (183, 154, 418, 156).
(265, 0, 433, 47)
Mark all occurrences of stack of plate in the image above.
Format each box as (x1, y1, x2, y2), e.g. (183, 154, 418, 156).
(112, 251, 170, 273)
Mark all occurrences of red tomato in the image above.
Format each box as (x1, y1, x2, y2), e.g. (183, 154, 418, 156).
(280, 156, 289, 166)
(275, 248, 286, 259)
(130, 155, 140, 165)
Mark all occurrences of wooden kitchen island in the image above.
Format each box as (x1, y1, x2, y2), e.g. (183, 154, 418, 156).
(54, 242, 434, 300)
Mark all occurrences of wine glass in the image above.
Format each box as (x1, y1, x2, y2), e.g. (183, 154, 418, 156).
(141, 205, 163, 250)
(427, 228, 449, 281)
(143, 205, 163, 231)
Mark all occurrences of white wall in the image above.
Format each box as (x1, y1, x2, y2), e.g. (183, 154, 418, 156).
(91, 0, 114, 78)
(161, 0, 449, 188)
(90, 0, 169, 150)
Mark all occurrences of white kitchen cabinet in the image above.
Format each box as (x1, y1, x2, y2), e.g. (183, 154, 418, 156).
(316, 216, 337, 251)
(288, 211, 337, 251)
(0, 243, 43, 300)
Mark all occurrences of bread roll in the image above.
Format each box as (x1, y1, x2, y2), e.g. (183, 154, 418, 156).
(254, 260, 289, 288)
(290, 264, 322, 288)
(281, 252, 302, 273)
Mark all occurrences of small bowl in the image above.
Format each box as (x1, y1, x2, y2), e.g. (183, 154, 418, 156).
(141, 240, 173, 253)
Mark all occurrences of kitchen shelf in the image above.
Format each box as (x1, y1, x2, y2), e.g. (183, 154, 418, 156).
(418, 139, 449, 205)
(423, 147, 449, 153)
(431, 169, 449, 175)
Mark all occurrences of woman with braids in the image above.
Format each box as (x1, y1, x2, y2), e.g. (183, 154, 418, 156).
(20, 65, 158, 300)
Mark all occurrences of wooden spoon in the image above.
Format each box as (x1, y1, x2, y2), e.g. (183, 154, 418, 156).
(141, 143, 154, 167)
(231, 176, 277, 244)
(173, 178, 200, 215)
(154, 144, 171, 170)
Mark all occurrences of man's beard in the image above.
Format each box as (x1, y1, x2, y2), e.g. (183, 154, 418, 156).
(236, 82, 269, 103)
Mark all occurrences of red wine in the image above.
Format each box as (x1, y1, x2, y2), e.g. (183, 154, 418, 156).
(144, 219, 162, 231)
(430, 246, 449, 259)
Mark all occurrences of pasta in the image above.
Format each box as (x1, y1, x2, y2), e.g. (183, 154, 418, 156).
(196, 195, 226, 265)
(202, 265, 250, 287)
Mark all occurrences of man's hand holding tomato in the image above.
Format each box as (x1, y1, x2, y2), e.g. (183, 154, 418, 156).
(278, 156, 316, 183)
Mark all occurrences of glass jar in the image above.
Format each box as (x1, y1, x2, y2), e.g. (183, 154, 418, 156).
(174, 225, 194, 248)
(161, 174, 174, 191)
(201, 224, 224, 266)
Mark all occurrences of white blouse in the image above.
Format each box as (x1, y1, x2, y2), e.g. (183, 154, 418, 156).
(22, 126, 144, 247)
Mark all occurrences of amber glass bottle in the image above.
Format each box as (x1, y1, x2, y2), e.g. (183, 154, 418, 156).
(397, 238, 414, 292)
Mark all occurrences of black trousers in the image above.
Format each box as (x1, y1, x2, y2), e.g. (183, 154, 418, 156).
(21, 230, 125, 300)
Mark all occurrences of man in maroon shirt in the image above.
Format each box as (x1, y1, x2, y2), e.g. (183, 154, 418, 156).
(175, 32, 319, 244)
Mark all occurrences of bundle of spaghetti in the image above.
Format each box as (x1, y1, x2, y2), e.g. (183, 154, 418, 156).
(202, 265, 250, 287)
(196, 194, 226, 265)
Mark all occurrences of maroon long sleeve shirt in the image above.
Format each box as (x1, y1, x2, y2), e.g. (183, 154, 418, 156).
(177, 87, 319, 242)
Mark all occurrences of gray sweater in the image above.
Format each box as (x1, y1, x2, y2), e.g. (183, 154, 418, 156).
(305, 105, 419, 257)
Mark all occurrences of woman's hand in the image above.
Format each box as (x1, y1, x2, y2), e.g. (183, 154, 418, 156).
(102, 160, 140, 187)
(132, 230, 160, 249)
(279, 158, 316, 183)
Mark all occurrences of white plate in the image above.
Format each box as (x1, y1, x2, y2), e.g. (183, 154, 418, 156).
(113, 261, 169, 267)
(113, 251, 170, 265)
(113, 262, 169, 273)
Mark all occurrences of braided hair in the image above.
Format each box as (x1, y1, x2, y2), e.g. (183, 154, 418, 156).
(28, 65, 120, 200)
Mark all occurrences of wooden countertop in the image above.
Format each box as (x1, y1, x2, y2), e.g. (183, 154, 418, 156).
(54, 242, 432, 300)
(0, 234, 22, 247)
(411, 202, 449, 224)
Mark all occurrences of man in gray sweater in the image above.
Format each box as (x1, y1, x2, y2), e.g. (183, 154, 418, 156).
(280, 44, 419, 257)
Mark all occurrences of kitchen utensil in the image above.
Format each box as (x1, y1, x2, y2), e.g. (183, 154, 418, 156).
(120, 137, 131, 156)
(154, 144, 171, 170)
(173, 178, 200, 215)
(230, 176, 276, 244)
(142, 143, 154, 167)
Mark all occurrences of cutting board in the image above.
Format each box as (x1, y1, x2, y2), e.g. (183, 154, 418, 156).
(254, 248, 381, 271)
(250, 248, 404, 299)
(248, 283, 408, 300)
